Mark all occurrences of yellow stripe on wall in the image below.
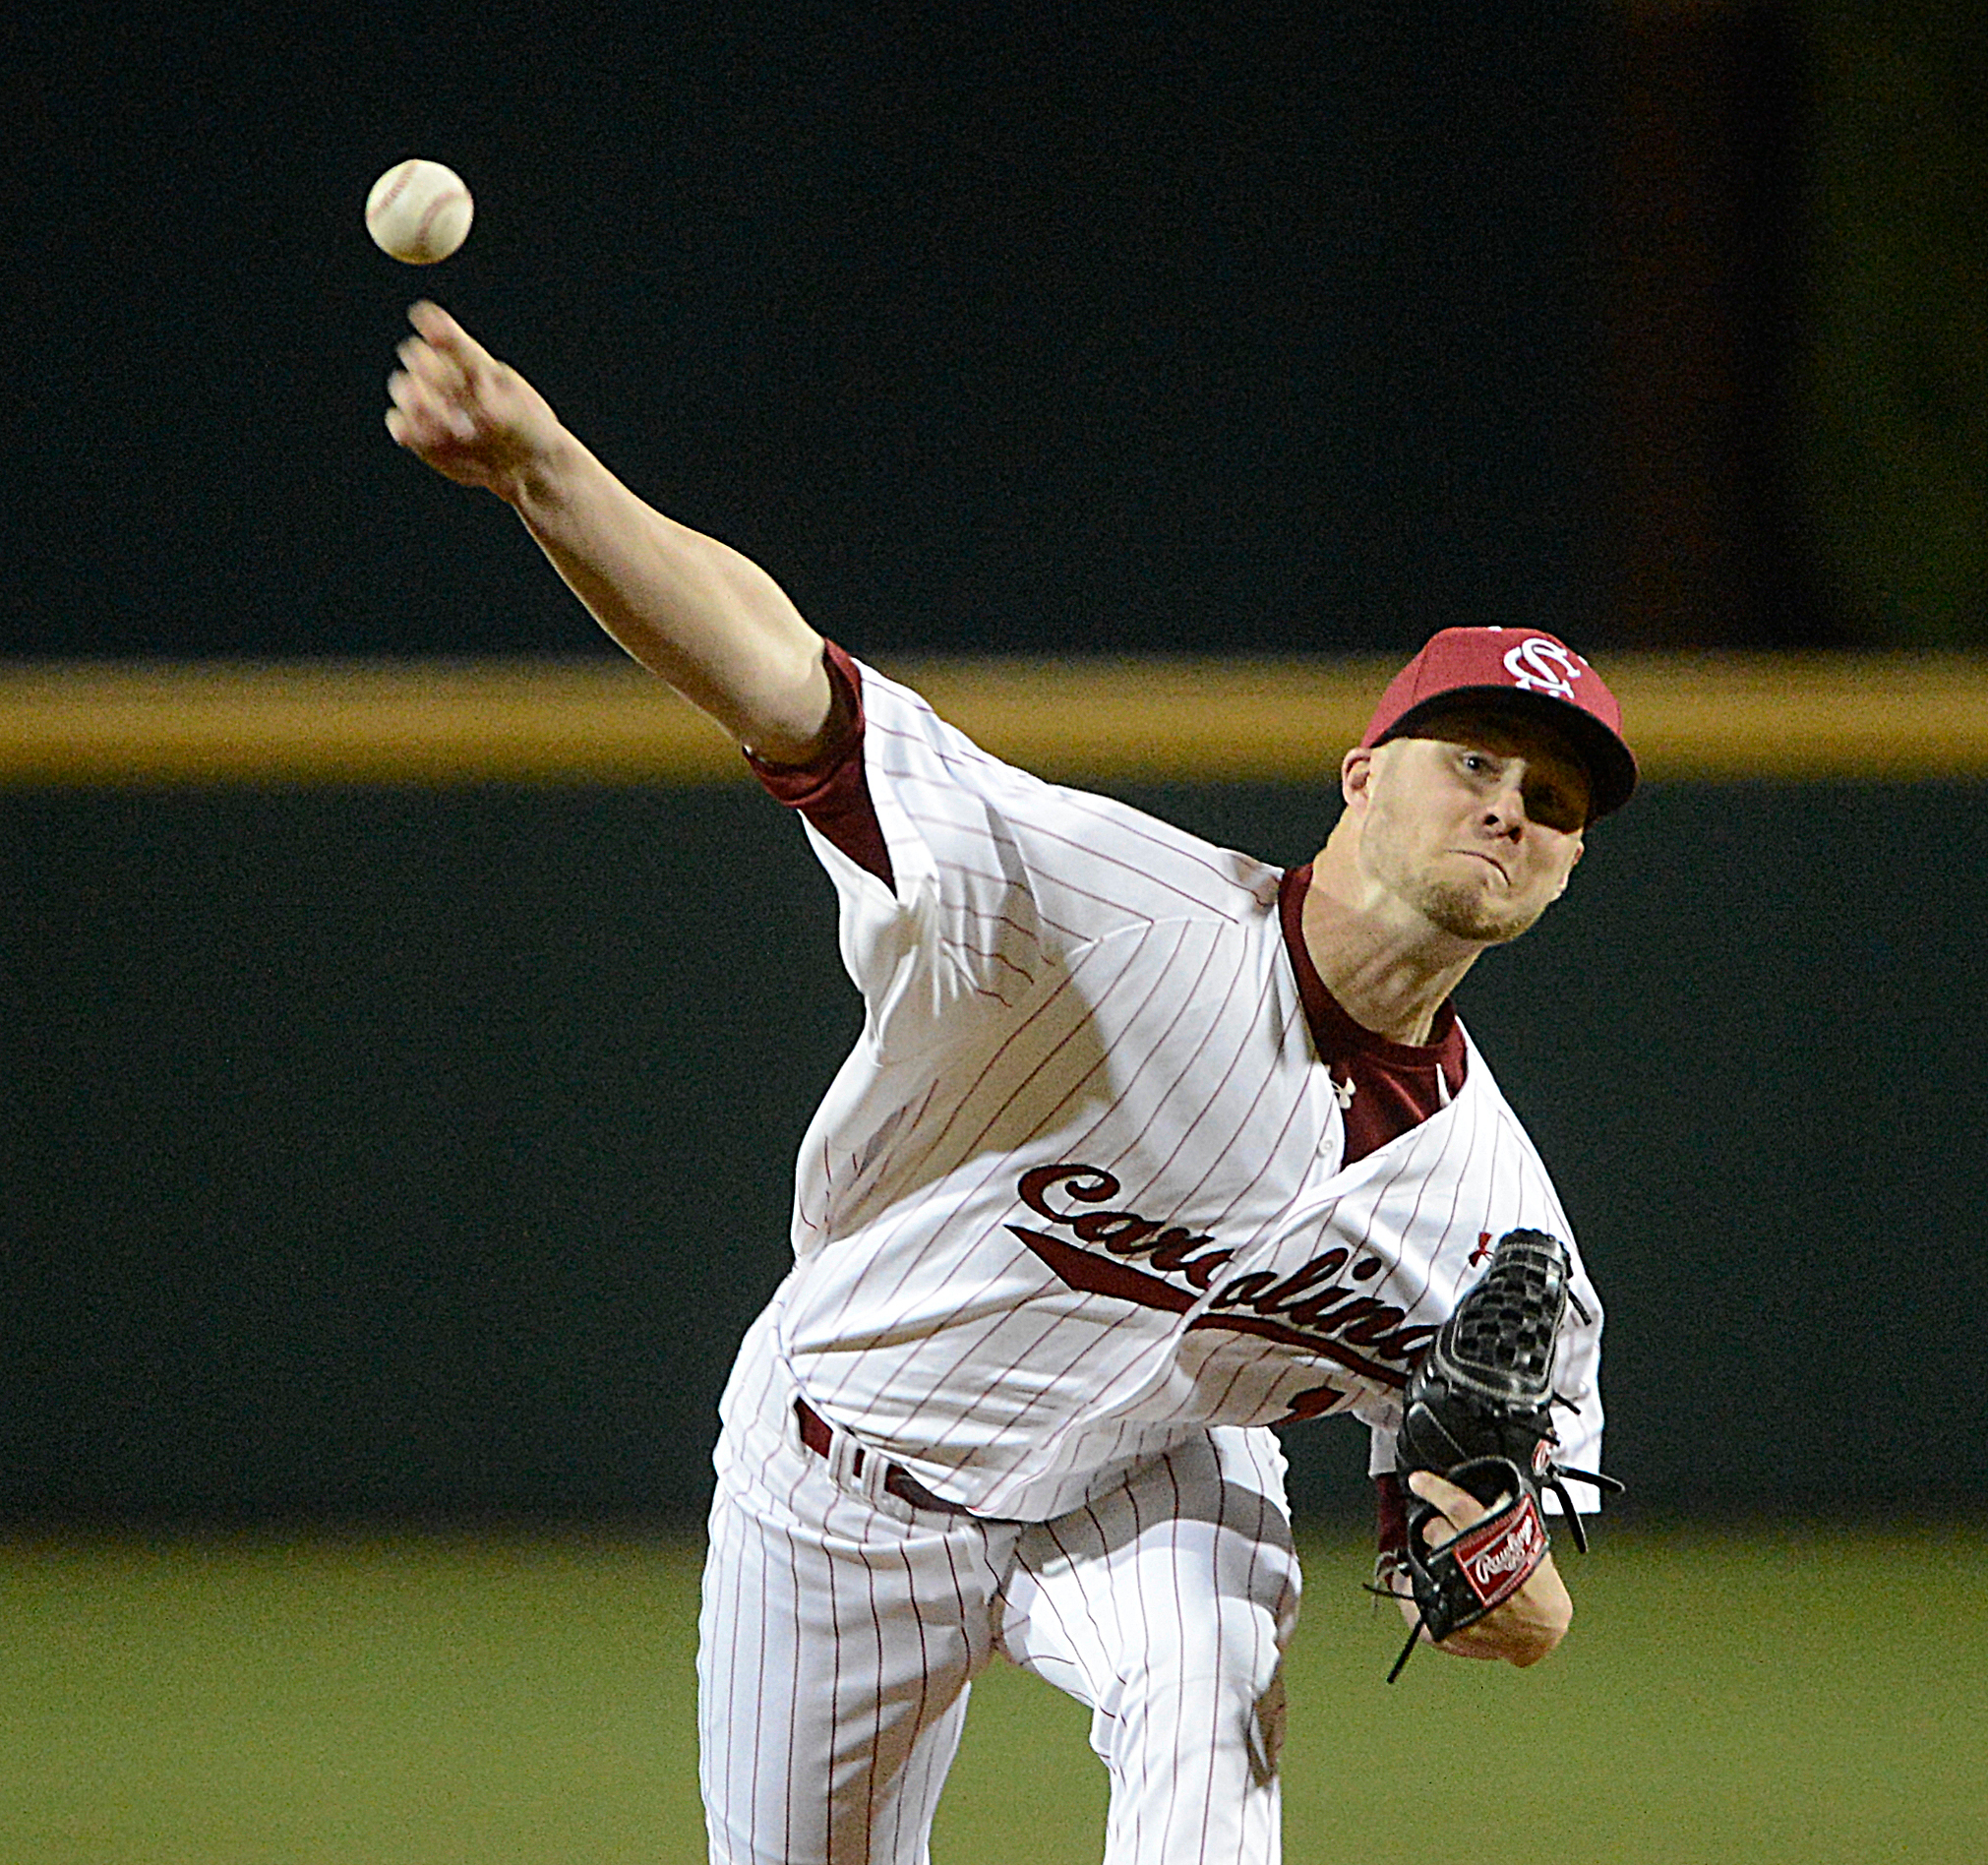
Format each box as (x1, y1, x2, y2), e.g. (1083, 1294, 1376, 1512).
(2, 654, 1985, 786)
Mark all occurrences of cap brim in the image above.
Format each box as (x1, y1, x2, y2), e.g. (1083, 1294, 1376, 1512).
(1379, 688, 1639, 820)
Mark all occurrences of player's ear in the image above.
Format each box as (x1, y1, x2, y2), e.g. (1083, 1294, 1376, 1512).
(1341, 746, 1377, 811)
(1551, 835, 1585, 898)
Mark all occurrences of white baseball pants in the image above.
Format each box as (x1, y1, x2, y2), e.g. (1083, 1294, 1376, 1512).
(698, 1316, 1300, 1865)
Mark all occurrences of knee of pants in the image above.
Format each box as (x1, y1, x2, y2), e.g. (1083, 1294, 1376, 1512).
(1089, 1599, 1289, 1766)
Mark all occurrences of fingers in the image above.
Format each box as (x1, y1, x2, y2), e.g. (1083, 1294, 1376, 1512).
(1407, 1469, 1498, 1536)
(381, 302, 555, 497)
(396, 332, 471, 404)
(386, 360, 477, 449)
(1406, 1470, 1458, 1509)
(388, 304, 507, 448)
(387, 309, 485, 442)
(408, 300, 498, 375)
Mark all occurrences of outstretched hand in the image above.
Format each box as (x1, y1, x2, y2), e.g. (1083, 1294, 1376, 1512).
(385, 302, 566, 503)
(1398, 1469, 1573, 1667)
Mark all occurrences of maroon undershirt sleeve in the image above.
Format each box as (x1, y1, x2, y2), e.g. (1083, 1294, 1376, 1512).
(1374, 1470, 1409, 1562)
(745, 641, 895, 891)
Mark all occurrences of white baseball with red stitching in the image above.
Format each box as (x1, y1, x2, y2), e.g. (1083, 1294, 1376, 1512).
(365, 159, 473, 264)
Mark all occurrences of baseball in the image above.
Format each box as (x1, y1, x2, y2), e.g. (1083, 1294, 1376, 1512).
(365, 159, 474, 265)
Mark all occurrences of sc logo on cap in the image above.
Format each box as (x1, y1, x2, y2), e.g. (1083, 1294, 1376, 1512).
(1502, 638, 1584, 701)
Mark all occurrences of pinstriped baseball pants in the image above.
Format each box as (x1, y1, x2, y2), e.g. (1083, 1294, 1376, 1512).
(699, 1319, 1300, 1865)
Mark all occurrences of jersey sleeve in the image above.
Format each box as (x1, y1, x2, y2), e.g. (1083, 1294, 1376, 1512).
(747, 642, 894, 889)
(749, 642, 1272, 1058)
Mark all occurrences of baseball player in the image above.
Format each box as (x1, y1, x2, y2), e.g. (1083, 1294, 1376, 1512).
(386, 300, 1634, 1865)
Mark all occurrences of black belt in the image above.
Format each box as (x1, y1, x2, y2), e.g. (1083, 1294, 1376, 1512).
(793, 1397, 972, 1515)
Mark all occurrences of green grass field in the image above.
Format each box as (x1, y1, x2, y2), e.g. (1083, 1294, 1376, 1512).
(4, 1526, 1983, 1863)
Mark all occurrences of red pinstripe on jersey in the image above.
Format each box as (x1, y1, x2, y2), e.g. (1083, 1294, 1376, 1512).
(756, 650, 1466, 1167)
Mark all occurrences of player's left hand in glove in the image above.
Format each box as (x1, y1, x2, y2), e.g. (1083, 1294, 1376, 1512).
(1379, 1228, 1623, 1681)
(1387, 1465, 1573, 1673)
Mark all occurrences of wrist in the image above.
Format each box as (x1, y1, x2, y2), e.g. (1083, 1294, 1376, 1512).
(502, 424, 588, 514)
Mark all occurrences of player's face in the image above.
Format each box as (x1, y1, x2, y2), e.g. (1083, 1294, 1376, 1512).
(1351, 713, 1590, 945)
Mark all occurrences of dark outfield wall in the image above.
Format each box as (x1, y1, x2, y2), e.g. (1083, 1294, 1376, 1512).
(3, 779, 1983, 1526)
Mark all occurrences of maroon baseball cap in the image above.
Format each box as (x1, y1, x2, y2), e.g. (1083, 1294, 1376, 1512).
(1361, 627, 1637, 818)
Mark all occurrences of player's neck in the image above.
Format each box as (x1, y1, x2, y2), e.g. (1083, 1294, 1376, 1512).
(1300, 836, 1481, 1048)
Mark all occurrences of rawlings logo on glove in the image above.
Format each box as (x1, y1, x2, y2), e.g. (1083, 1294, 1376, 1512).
(1381, 1229, 1623, 1682)
(1453, 1488, 1544, 1603)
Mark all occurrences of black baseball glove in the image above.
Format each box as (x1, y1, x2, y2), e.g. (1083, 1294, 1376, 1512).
(1381, 1228, 1622, 1681)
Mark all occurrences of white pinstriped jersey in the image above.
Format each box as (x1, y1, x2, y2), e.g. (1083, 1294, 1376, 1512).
(751, 655, 1606, 1523)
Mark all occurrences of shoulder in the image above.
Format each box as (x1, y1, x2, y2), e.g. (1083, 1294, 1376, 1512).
(855, 655, 1284, 927)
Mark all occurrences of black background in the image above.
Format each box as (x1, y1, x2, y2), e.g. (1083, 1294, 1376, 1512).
(7, 0, 1606, 660)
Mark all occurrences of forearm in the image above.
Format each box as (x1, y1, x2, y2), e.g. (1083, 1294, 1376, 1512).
(512, 433, 832, 761)
(386, 302, 836, 763)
